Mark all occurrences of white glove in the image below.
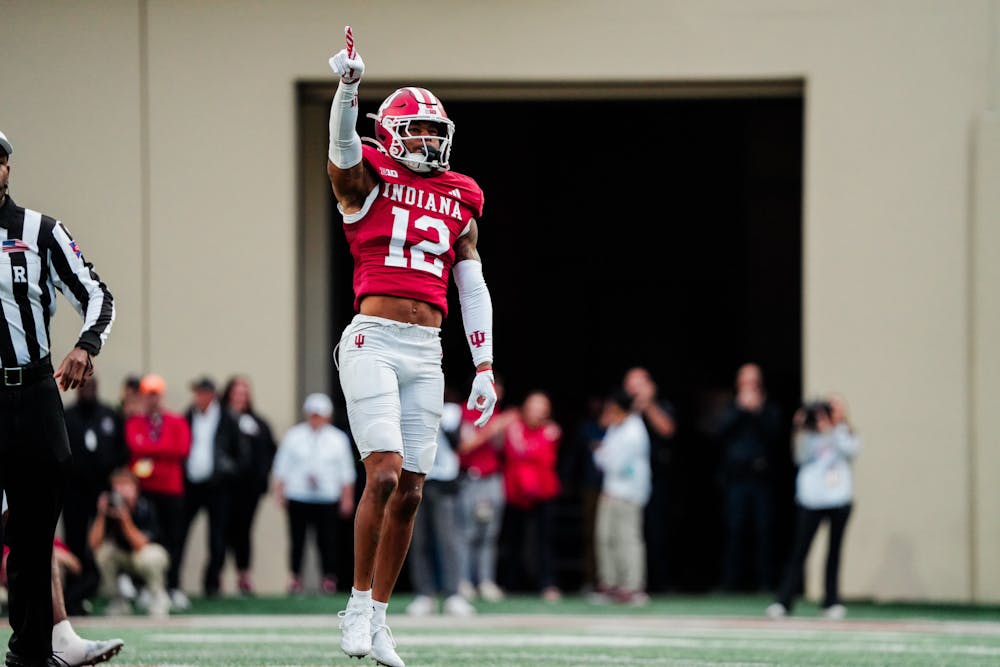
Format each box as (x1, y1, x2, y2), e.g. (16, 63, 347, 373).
(329, 48, 365, 84)
(467, 370, 498, 428)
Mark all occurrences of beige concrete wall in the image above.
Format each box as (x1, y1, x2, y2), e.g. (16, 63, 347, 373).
(3, 0, 997, 601)
(971, 112, 1000, 602)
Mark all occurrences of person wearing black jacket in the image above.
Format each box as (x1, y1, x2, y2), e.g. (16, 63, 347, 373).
(178, 376, 247, 597)
(716, 363, 784, 592)
(61, 376, 129, 614)
(219, 375, 276, 595)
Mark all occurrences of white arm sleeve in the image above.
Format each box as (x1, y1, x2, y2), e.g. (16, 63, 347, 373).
(328, 81, 362, 168)
(453, 259, 493, 367)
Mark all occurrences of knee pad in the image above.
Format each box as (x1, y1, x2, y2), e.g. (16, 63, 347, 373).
(359, 420, 404, 458)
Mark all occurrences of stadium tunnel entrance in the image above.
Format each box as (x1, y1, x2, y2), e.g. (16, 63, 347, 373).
(297, 81, 804, 596)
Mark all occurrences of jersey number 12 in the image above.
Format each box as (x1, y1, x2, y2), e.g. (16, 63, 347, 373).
(384, 206, 450, 277)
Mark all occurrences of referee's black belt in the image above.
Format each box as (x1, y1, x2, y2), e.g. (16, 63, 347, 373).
(0, 355, 53, 388)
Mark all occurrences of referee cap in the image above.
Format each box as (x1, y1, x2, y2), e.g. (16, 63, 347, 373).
(0, 130, 12, 158)
(303, 393, 333, 418)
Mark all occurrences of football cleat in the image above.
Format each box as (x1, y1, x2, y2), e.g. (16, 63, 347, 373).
(338, 600, 373, 658)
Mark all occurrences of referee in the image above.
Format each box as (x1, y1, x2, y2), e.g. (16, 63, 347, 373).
(0, 129, 115, 667)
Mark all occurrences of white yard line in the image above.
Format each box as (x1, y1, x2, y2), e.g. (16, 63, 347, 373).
(72, 612, 1000, 638)
(142, 630, 1000, 657)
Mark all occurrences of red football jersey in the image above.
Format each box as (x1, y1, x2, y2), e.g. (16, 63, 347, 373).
(341, 145, 485, 317)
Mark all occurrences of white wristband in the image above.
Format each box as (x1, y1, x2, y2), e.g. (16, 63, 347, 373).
(329, 80, 362, 168)
(453, 260, 493, 367)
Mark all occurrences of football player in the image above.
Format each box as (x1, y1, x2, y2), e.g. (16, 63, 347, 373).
(326, 27, 497, 667)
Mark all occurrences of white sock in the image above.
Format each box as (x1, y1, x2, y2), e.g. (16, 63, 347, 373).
(350, 587, 372, 607)
(51, 619, 80, 647)
(372, 600, 388, 626)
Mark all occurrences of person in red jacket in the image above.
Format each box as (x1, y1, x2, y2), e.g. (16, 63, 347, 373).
(123, 374, 191, 610)
(499, 390, 563, 601)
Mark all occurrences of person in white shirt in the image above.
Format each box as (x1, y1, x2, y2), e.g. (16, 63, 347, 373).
(591, 388, 651, 606)
(271, 393, 356, 594)
(179, 376, 244, 598)
(767, 393, 860, 620)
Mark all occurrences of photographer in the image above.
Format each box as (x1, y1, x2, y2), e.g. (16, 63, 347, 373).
(716, 363, 784, 592)
(88, 467, 170, 617)
(767, 394, 861, 619)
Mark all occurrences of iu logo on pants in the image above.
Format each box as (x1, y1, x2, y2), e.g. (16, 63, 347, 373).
(354, 334, 365, 348)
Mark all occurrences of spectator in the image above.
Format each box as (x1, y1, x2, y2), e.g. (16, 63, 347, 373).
(117, 375, 144, 420)
(88, 467, 171, 618)
(220, 374, 277, 596)
(767, 394, 860, 620)
(623, 366, 677, 592)
(498, 390, 563, 601)
(271, 393, 356, 594)
(124, 373, 191, 610)
(179, 376, 245, 598)
(2, 493, 126, 666)
(456, 377, 508, 603)
(565, 394, 606, 593)
(405, 388, 476, 617)
(591, 388, 652, 605)
(61, 376, 130, 615)
(715, 362, 784, 592)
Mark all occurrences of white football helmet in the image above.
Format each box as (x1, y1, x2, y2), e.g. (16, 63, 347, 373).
(367, 87, 454, 173)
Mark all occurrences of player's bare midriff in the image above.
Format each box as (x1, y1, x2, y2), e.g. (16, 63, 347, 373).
(360, 295, 443, 328)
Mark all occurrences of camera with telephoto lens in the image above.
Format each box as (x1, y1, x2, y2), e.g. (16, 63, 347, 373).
(800, 400, 832, 431)
(108, 490, 125, 510)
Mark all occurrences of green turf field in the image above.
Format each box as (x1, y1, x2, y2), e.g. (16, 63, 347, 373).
(5, 594, 1000, 666)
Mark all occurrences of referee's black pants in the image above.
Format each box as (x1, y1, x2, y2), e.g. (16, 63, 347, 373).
(0, 374, 72, 663)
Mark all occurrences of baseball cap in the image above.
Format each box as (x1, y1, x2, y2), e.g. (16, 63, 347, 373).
(190, 376, 216, 393)
(139, 373, 166, 395)
(0, 131, 12, 158)
(303, 393, 333, 418)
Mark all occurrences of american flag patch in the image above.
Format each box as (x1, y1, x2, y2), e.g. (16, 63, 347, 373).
(2, 239, 30, 253)
(69, 241, 82, 258)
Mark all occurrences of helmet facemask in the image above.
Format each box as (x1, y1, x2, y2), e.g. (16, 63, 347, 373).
(368, 87, 455, 173)
(370, 114, 454, 173)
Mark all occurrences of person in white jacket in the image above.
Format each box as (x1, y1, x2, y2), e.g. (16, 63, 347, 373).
(767, 393, 860, 620)
(271, 394, 356, 595)
(591, 388, 651, 605)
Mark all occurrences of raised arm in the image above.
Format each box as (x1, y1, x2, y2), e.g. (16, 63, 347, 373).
(326, 26, 378, 213)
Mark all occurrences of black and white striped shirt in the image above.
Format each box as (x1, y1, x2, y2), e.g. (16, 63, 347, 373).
(0, 196, 114, 367)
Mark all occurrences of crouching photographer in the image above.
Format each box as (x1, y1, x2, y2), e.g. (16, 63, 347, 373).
(767, 394, 861, 620)
(88, 467, 171, 617)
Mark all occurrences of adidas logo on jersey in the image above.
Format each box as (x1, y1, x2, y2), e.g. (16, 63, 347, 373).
(449, 188, 462, 200)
